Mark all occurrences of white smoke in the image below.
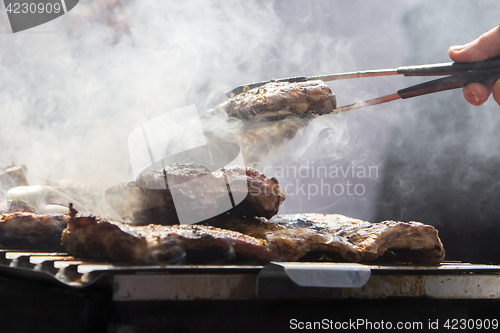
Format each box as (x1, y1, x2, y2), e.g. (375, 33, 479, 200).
(0, 0, 497, 224)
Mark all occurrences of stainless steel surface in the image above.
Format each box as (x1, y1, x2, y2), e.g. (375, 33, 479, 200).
(1, 249, 500, 301)
(275, 262, 371, 288)
(331, 93, 401, 113)
(113, 274, 257, 301)
(343, 263, 500, 299)
(341, 274, 500, 299)
(257, 262, 500, 299)
(310, 69, 400, 82)
(226, 69, 401, 97)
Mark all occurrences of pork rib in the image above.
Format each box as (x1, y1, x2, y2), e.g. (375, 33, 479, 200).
(61, 208, 278, 264)
(203, 213, 445, 264)
(218, 80, 337, 120)
(0, 212, 69, 250)
(105, 164, 285, 225)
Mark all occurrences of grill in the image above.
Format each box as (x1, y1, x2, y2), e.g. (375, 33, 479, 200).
(2, 249, 500, 332)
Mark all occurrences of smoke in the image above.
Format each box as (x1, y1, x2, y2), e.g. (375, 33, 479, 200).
(0, 0, 286, 215)
(0, 0, 402, 218)
(376, 1, 500, 263)
(1, 0, 497, 242)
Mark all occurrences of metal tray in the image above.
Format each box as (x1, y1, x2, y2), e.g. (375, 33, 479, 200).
(1, 249, 499, 301)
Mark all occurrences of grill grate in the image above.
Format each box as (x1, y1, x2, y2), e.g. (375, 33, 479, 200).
(1, 249, 500, 300)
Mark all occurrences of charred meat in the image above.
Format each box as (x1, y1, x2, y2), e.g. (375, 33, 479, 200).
(61, 209, 278, 264)
(203, 213, 445, 264)
(105, 163, 285, 225)
(218, 80, 337, 120)
(0, 212, 69, 250)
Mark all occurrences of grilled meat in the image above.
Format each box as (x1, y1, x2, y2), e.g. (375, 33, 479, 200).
(105, 163, 285, 225)
(238, 167, 285, 217)
(337, 219, 446, 263)
(61, 207, 278, 264)
(0, 212, 69, 250)
(60, 204, 444, 264)
(218, 80, 337, 120)
(203, 213, 445, 264)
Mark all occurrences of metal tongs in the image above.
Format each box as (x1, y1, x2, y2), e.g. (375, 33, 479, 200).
(227, 56, 500, 114)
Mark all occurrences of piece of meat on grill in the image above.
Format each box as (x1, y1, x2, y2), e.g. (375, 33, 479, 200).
(217, 80, 337, 120)
(105, 163, 285, 225)
(334, 219, 445, 263)
(203, 213, 445, 264)
(0, 212, 69, 250)
(61, 207, 278, 264)
(203, 214, 362, 262)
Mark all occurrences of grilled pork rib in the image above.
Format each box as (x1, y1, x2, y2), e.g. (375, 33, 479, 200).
(218, 80, 337, 120)
(61, 208, 444, 264)
(0, 212, 69, 250)
(61, 209, 277, 264)
(105, 164, 285, 225)
(203, 213, 445, 264)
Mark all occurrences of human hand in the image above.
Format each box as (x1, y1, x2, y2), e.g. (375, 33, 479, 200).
(448, 24, 500, 106)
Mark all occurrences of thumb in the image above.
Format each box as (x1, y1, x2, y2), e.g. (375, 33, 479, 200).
(448, 24, 500, 62)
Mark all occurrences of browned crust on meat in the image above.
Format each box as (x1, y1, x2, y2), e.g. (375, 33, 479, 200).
(105, 165, 285, 225)
(61, 212, 278, 264)
(203, 213, 445, 264)
(219, 80, 337, 120)
(231, 167, 285, 218)
(0, 212, 69, 250)
(347, 220, 446, 263)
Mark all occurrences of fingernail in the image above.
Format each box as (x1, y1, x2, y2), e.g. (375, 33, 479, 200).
(469, 91, 480, 102)
(451, 45, 465, 52)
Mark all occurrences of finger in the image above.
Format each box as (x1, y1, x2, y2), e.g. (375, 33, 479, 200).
(463, 82, 491, 106)
(493, 80, 500, 106)
(448, 24, 500, 62)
